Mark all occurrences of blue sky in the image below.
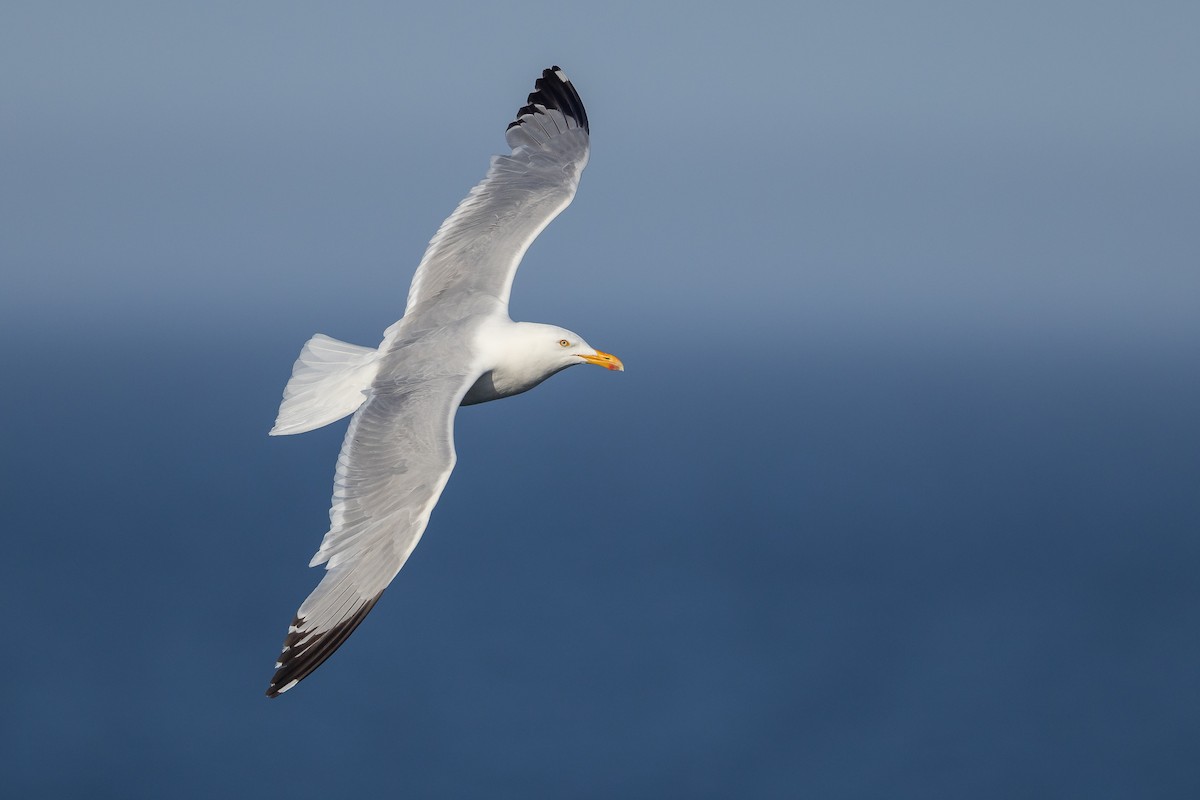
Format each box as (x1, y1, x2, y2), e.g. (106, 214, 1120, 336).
(2, 3, 1198, 797)
(3, 1, 1197, 350)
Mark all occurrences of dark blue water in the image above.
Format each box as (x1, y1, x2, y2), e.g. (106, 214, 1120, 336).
(2, 322, 1197, 798)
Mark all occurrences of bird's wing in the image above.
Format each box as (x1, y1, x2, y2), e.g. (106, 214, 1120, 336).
(397, 66, 590, 325)
(266, 344, 479, 696)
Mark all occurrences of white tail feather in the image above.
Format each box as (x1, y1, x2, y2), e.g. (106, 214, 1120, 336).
(270, 334, 381, 436)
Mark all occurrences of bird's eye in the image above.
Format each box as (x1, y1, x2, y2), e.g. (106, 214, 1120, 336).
(558, 339, 570, 347)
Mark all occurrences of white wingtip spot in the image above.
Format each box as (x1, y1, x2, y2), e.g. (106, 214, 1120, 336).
(554, 68, 569, 82)
(287, 625, 299, 633)
(274, 661, 283, 668)
(277, 679, 299, 694)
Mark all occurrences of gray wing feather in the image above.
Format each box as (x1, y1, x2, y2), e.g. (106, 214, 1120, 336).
(266, 345, 478, 696)
(400, 68, 590, 321)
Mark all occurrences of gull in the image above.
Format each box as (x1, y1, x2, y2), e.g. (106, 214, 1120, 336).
(265, 67, 622, 697)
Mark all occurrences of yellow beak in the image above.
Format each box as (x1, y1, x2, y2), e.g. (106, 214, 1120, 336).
(579, 350, 624, 371)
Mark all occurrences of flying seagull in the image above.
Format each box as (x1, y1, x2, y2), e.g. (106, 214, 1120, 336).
(265, 67, 621, 697)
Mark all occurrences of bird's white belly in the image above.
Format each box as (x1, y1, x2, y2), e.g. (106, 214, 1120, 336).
(460, 365, 564, 406)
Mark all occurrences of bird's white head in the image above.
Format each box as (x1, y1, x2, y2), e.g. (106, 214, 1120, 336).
(466, 321, 623, 406)
(538, 323, 624, 373)
(506, 321, 624, 378)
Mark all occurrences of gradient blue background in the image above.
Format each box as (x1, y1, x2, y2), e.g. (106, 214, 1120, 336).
(2, 2, 1198, 797)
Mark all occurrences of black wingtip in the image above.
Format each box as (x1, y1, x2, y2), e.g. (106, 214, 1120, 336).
(506, 66, 589, 134)
(264, 594, 383, 698)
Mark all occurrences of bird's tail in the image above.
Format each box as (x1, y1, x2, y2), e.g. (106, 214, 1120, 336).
(270, 334, 380, 435)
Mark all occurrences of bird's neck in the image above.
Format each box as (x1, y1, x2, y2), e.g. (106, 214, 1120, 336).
(462, 319, 566, 406)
